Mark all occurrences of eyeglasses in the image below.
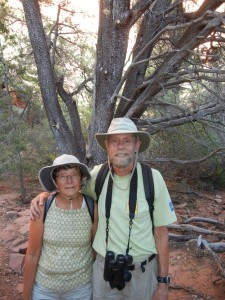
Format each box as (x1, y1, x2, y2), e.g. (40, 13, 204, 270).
(56, 172, 80, 182)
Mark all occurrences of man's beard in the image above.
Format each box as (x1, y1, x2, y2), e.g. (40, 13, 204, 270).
(111, 154, 134, 169)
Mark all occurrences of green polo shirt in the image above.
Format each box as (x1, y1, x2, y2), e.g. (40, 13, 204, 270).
(83, 163, 177, 262)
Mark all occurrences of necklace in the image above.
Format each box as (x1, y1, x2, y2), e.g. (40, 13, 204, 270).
(107, 154, 138, 191)
(109, 164, 137, 191)
(56, 193, 80, 210)
(109, 168, 131, 190)
(69, 198, 73, 210)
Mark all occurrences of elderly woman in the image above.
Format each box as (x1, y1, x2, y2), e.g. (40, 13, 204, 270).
(23, 154, 98, 300)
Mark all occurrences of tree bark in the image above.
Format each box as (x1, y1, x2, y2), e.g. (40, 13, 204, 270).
(21, 0, 85, 159)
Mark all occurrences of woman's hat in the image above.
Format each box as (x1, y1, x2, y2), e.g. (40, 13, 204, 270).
(95, 117, 150, 153)
(38, 154, 90, 192)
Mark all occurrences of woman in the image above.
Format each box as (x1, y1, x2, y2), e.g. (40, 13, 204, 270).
(23, 154, 98, 300)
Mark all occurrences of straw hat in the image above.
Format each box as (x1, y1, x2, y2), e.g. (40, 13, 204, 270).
(38, 154, 90, 192)
(95, 118, 150, 153)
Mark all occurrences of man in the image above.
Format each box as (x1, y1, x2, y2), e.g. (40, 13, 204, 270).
(30, 117, 177, 300)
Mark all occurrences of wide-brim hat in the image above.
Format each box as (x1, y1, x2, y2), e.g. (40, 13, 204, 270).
(95, 118, 150, 153)
(38, 154, 90, 192)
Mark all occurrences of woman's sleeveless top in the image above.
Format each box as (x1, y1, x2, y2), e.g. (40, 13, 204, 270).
(35, 198, 93, 292)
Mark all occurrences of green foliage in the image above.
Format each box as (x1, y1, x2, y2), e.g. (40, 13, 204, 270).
(0, 0, 10, 34)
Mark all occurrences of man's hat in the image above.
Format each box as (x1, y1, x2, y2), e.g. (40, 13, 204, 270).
(38, 154, 90, 192)
(95, 118, 150, 153)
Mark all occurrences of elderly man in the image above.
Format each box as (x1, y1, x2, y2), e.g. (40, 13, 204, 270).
(30, 117, 177, 300)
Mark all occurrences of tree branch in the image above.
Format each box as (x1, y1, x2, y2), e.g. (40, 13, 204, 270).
(110, 12, 213, 104)
(144, 147, 225, 164)
(118, 0, 155, 27)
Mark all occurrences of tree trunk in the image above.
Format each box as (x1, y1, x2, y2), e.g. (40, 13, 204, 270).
(89, 0, 131, 164)
(21, 0, 85, 159)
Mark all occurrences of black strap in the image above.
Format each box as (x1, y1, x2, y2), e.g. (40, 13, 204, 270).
(105, 168, 138, 255)
(126, 168, 137, 254)
(95, 162, 109, 201)
(84, 195, 95, 223)
(128, 168, 137, 220)
(105, 174, 113, 219)
(43, 194, 56, 223)
(105, 173, 113, 246)
(140, 162, 155, 232)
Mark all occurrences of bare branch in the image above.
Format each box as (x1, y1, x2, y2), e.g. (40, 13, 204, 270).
(112, 11, 225, 107)
(69, 77, 93, 96)
(119, 0, 155, 27)
(145, 147, 225, 164)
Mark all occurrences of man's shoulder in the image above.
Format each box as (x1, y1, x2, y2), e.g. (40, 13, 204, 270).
(83, 163, 106, 200)
(137, 162, 162, 176)
(90, 163, 105, 177)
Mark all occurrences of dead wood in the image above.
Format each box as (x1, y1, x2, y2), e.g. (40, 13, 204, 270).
(206, 243, 225, 253)
(183, 216, 224, 228)
(169, 233, 198, 242)
(197, 236, 225, 279)
(168, 224, 225, 239)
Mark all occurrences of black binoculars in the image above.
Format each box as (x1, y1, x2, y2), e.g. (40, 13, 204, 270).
(103, 251, 133, 290)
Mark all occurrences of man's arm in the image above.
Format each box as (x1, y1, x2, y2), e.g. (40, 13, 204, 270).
(30, 192, 51, 220)
(152, 226, 169, 300)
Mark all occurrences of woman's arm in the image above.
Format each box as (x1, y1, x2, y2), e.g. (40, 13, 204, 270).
(23, 206, 44, 300)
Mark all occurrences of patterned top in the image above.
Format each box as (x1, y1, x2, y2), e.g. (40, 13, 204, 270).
(35, 198, 93, 292)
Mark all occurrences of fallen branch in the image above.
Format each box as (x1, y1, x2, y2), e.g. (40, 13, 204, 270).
(197, 235, 225, 278)
(169, 233, 198, 242)
(170, 234, 225, 253)
(206, 242, 225, 253)
(168, 223, 225, 239)
(183, 216, 224, 228)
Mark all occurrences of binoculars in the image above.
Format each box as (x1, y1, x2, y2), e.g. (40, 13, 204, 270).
(103, 251, 133, 290)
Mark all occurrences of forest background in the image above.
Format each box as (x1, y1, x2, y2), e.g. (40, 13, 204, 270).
(1, 1, 225, 299)
(1, 0, 225, 199)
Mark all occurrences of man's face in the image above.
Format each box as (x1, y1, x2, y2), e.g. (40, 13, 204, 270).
(105, 134, 141, 169)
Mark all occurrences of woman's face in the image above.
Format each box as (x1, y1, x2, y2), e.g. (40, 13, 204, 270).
(55, 166, 81, 198)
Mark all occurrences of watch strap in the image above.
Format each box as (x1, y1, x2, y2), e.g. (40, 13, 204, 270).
(157, 276, 170, 284)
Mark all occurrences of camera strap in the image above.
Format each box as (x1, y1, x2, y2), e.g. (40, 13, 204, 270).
(105, 167, 137, 255)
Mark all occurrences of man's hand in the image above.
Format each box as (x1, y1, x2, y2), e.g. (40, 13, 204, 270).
(152, 283, 169, 300)
(30, 192, 50, 220)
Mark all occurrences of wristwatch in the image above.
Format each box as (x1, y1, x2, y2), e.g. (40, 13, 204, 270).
(157, 276, 170, 284)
